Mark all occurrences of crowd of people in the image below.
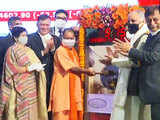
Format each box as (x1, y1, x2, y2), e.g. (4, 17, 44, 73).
(0, 5, 159, 120)
(0, 9, 96, 120)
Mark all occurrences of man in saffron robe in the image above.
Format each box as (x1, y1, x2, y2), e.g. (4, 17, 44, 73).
(48, 28, 96, 120)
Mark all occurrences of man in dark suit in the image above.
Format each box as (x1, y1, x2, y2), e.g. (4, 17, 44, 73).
(27, 14, 61, 108)
(0, 16, 22, 83)
(114, 6, 160, 120)
(50, 9, 68, 40)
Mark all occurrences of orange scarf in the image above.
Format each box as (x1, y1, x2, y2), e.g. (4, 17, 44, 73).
(65, 47, 83, 120)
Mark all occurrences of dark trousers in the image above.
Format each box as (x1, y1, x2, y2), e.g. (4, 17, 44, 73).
(151, 104, 160, 120)
(0, 77, 1, 86)
(48, 112, 52, 120)
(47, 85, 52, 120)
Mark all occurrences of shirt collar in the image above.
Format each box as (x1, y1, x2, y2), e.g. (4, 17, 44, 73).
(150, 29, 160, 36)
(38, 32, 51, 39)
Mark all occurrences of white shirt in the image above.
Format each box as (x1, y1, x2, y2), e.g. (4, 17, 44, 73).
(39, 33, 52, 48)
(54, 27, 60, 37)
(54, 27, 65, 38)
(150, 29, 160, 36)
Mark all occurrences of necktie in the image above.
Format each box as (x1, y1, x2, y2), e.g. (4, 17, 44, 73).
(58, 29, 63, 41)
(59, 29, 62, 37)
(146, 34, 152, 44)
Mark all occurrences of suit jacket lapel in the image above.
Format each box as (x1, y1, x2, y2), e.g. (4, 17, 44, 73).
(6, 34, 14, 44)
(145, 32, 160, 51)
(50, 27, 55, 35)
(151, 32, 160, 46)
(34, 32, 45, 50)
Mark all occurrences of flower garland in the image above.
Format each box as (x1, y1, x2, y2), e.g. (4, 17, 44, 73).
(78, 26, 85, 113)
(79, 26, 85, 78)
(79, 4, 130, 43)
(79, 6, 104, 29)
(111, 4, 129, 29)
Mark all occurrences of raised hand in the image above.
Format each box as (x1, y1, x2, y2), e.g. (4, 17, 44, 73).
(43, 37, 55, 55)
(99, 55, 112, 65)
(46, 37, 55, 50)
(106, 46, 118, 58)
(113, 37, 131, 56)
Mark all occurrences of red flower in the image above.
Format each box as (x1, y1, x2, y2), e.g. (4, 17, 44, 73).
(116, 27, 126, 41)
(105, 27, 112, 42)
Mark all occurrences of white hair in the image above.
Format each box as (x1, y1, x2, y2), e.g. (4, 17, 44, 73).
(129, 10, 145, 22)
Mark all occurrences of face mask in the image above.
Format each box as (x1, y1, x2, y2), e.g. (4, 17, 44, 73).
(128, 24, 139, 34)
(62, 39, 76, 48)
(55, 19, 67, 29)
(18, 36, 28, 45)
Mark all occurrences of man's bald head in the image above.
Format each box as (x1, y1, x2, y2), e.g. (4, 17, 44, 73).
(128, 10, 145, 25)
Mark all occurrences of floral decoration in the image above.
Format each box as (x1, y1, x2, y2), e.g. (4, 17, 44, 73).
(79, 6, 104, 29)
(111, 4, 129, 29)
(79, 4, 129, 30)
(79, 4, 130, 43)
(79, 4, 144, 43)
(100, 7, 114, 28)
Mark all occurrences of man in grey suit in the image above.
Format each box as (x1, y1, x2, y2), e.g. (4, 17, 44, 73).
(114, 6, 160, 120)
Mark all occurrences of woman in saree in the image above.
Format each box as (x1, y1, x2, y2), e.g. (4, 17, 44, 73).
(0, 26, 48, 120)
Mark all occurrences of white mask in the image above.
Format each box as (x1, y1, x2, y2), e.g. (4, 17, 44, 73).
(18, 36, 28, 45)
(62, 39, 76, 48)
(55, 19, 67, 29)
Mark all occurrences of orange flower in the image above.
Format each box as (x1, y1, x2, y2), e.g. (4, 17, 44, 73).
(78, 5, 102, 29)
(112, 4, 129, 29)
(112, 13, 118, 19)
(99, 23, 105, 29)
(111, 6, 116, 12)
(79, 4, 130, 29)
(94, 12, 101, 18)
(114, 23, 119, 29)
